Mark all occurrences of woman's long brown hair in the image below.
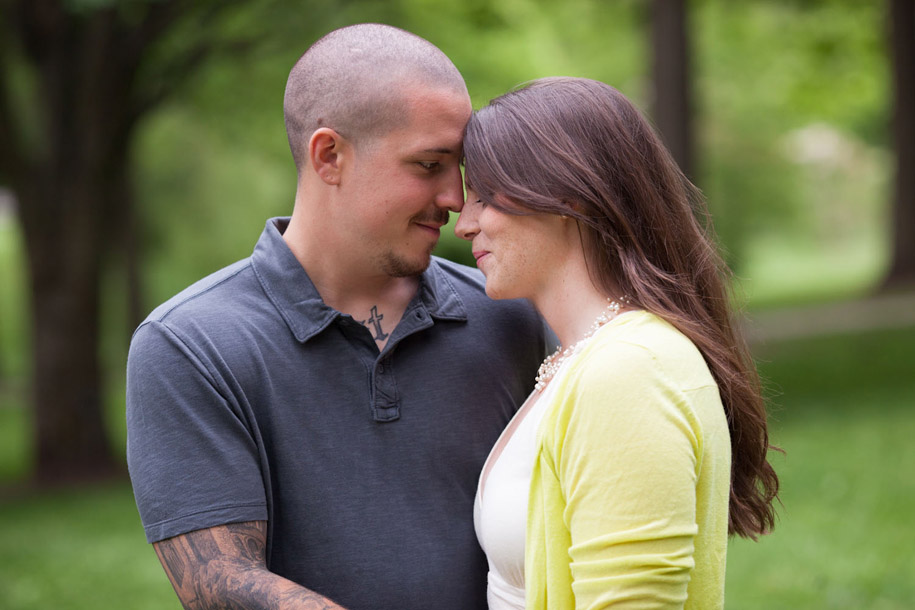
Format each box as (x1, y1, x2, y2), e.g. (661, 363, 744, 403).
(463, 77, 779, 538)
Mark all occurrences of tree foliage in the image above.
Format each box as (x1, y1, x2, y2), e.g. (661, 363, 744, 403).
(0, 0, 899, 483)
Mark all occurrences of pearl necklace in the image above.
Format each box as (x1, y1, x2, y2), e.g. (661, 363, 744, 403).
(534, 297, 630, 392)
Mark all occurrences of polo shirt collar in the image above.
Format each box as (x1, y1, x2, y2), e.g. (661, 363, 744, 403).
(251, 217, 467, 343)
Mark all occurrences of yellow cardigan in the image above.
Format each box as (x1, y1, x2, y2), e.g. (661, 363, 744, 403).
(525, 311, 731, 609)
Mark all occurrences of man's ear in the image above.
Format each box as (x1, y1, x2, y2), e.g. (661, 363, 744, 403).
(309, 128, 347, 185)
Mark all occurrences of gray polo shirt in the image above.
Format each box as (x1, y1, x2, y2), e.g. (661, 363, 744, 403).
(126, 217, 546, 610)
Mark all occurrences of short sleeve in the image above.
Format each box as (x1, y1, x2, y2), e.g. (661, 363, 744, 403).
(126, 321, 267, 543)
(551, 341, 703, 609)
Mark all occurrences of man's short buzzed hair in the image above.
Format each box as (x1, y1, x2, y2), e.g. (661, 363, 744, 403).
(284, 23, 467, 174)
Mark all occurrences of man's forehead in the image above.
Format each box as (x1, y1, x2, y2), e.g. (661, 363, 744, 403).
(396, 136, 464, 157)
(391, 119, 468, 154)
(420, 146, 460, 155)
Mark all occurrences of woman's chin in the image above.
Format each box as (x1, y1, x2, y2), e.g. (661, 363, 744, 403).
(484, 281, 514, 301)
(483, 282, 500, 300)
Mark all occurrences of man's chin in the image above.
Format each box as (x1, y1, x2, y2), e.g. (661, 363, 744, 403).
(381, 251, 433, 278)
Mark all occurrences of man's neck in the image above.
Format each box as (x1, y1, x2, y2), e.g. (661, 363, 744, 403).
(282, 212, 420, 352)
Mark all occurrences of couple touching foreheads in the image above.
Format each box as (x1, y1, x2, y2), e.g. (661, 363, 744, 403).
(127, 23, 779, 610)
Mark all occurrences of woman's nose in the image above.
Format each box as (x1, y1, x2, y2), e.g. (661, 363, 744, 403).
(454, 198, 480, 241)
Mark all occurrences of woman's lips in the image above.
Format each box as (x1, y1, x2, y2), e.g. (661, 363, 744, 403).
(472, 250, 490, 267)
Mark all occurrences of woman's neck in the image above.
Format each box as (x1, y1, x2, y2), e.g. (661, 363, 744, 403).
(537, 288, 616, 349)
(530, 251, 628, 349)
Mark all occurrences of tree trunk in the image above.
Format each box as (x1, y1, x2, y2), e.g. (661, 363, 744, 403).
(18, 158, 123, 483)
(0, 0, 260, 483)
(0, 0, 288, 483)
(14, 105, 137, 482)
(0, 0, 333, 485)
(651, 0, 695, 179)
(6, 2, 145, 483)
(884, 0, 915, 288)
(651, 0, 694, 181)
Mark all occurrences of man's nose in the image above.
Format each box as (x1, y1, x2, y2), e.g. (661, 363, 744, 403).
(435, 165, 465, 213)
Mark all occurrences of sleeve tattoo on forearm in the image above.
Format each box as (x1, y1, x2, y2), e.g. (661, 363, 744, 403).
(154, 521, 344, 609)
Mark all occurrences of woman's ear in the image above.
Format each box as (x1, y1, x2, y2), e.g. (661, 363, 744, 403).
(309, 128, 346, 185)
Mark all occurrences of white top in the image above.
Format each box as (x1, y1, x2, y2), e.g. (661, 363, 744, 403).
(473, 358, 570, 610)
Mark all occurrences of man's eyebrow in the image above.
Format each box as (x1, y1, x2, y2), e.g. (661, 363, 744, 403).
(421, 147, 457, 155)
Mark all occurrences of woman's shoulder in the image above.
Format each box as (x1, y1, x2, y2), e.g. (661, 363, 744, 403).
(573, 310, 715, 391)
(542, 311, 723, 457)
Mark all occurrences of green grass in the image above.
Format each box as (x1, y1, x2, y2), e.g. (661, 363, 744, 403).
(0, 484, 180, 610)
(1, 325, 913, 609)
(725, 326, 915, 609)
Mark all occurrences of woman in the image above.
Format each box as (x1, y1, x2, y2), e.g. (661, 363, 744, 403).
(456, 77, 779, 609)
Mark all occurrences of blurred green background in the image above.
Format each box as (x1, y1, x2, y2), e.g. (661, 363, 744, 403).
(1, 0, 914, 608)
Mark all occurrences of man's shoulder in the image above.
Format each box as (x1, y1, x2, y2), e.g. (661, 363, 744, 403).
(141, 257, 257, 329)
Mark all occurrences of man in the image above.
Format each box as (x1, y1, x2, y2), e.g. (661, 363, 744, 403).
(126, 23, 546, 610)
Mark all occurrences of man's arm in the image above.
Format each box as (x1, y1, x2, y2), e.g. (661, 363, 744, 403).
(153, 520, 346, 610)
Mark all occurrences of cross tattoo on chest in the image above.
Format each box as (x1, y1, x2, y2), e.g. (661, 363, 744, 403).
(360, 305, 389, 342)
